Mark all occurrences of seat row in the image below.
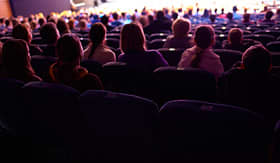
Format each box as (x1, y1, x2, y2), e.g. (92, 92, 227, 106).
(0, 78, 279, 162)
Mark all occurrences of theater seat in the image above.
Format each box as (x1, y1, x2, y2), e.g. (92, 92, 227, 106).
(273, 120, 280, 163)
(80, 90, 159, 162)
(266, 41, 280, 52)
(159, 100, 270, 163)
(81, 59, 103, 76)
(106, 38, 120, 49)
(244, 34, 275, 47)
(102, 62, 154, 99)
(22, 82, 88, 161)
(148, 39, 167, 50)
(214, 49, 243, 71)
(158, 48, 184, 66)
(153, 67, 217, 105)
(31, 55, 57, 80)
(149, 33, 169, 41)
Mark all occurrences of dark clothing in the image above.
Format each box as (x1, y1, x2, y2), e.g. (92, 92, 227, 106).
(118, 50, 169, 72)
(48, 63, 103, 92)
(29, 44, 43, 56)
(42, 45, 56, 57)
(144, 18, 172, 35)
(218, 68, 280, 124)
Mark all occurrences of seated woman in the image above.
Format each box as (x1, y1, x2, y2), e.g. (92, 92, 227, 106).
(118, 23, 168, 72)
(13, 24, 43, 56)
(178, 25, 224, 78)
(163, 18, 193, 49)
(83, 23, 116, 65)
(40, 22, 60, 57)
(1, 39, 41, 82)
(48, 33, 103, 92)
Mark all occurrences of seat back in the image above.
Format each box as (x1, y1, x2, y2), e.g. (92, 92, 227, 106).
(23, 82, 87, 161)
(153, 67, 216, 104)
(159, 100, 270, 163)
(267, 41, 280, 52)
(80, 90, 159, 161)
(158, 48, 184, 66)
(148, 39, 167, 49)
(214, 49, 242, 71)
(31, 55, 57, 80)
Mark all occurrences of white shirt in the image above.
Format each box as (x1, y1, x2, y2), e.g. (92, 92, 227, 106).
(178, 46, 224, 78)
(84, 44, 116, 65)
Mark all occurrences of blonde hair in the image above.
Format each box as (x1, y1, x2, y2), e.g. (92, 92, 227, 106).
(120, 23, 146, 53)
(172, 18, 191, 38)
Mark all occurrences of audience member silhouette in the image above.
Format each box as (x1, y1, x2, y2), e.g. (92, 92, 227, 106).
(13, 24, 43, 56)
(163, 18, 193, 49)
(1, 39, 41, 82)
(83, 23, 116, 64)
(179, 25, 224, 78)
(118, 23, 168, 71)
(47, 33, 103, 92)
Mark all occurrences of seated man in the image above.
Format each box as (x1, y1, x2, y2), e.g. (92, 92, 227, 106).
(218, 45, 280, 125)
(223, 28, 260, 52)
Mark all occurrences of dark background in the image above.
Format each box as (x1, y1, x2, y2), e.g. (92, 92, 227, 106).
(9, 0, 71, 17)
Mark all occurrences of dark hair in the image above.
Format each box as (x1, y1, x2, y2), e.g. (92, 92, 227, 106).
(121, 23, 146, 53)
(112, 12, 119, 20)
(227, 12, 233, 20)
(57, 19, 70, 36)
(38, 18, 46, 27)
(101, 15, 109, 25)
(40, 22, 60, 44)
(88, 23, 106, 57)
(228, 28, 243, 45)
(5, 19, 10, 27)
(12, 24, 32, 43)
(56, 33, 83, 64)
(243, 14, 251, 23)
(156, 11, 165, 20)
(210, 15, 216, 23)
(172, 12, 178, 20)
(191, 25, 215, 67)
(265, 11, 274, 20)
(2, 39, 35, 79)
(242, 45, 271, 73)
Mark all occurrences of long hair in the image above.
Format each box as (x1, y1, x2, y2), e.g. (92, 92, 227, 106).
(88, 23, 106, 58)
(12, 24, 32, 43)
(2, 39, 35, 79)
(120, 23, 146, 53)
(191, 25, 215, 68)
(56, 33, 83, 66)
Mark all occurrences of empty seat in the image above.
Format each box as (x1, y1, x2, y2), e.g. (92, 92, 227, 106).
(31, 37, 45, 45)
(80, 90, 159, 161)
(102, 62, 154, 99)
(266, 41, 280, 52)
(81, 59, 103, 76)
(214, 49, 242, 71)
(148, 39, 167, 50)
(244, 34, 275, 46)
(80, 37, 90, 49)
(153, 67, 217, 104)
(158, 48, 184, 66)
(106, 38, 120, 49)
(106, 33, 120, 39)
(159, 100, 270, 163)
(254, 30, 280, 38)
(31, 55, 57, 80)
(22, 82, 88, 161)
(149, 33, 169, 40)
